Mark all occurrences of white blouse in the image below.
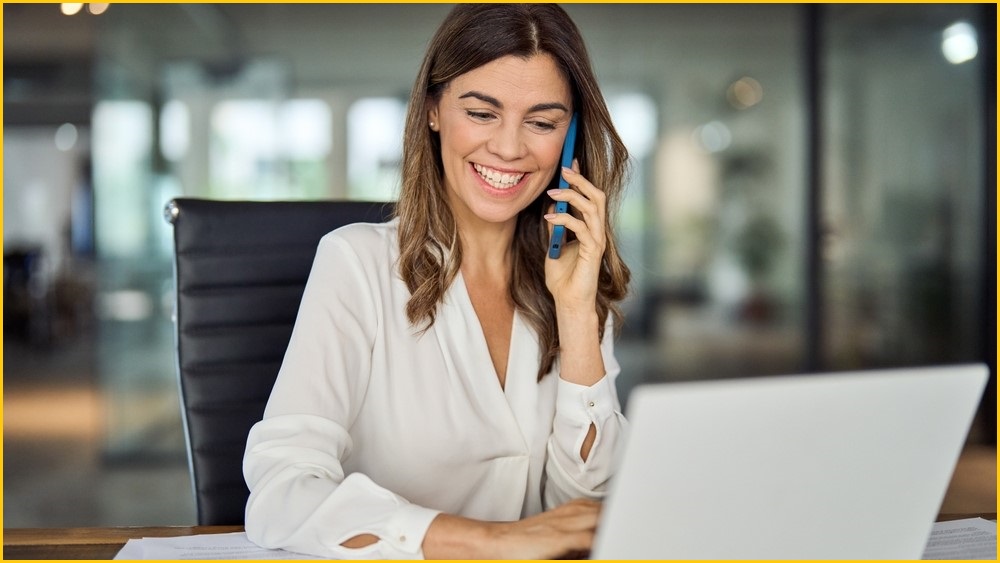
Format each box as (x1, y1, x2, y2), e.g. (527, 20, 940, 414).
(243, 219, 627, 559)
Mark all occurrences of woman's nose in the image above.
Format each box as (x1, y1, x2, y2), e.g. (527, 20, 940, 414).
(486, 122, 527, 161)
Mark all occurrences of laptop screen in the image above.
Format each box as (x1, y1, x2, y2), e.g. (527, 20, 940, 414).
(592, 364, 988, 559)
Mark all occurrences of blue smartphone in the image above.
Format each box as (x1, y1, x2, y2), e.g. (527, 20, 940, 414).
(547, 112, 579, 259)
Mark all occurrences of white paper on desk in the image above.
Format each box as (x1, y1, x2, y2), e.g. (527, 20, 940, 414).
(922, 518, 997, 560)
(113, 531, 326, 560)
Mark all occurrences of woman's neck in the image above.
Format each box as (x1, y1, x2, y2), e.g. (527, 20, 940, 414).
(447, 195, 517, 277)
(457, 219, 514, 279)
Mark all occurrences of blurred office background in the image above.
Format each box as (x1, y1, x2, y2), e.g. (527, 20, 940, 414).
(4, 3, 995, 527)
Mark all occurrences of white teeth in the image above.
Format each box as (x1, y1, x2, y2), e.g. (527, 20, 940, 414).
(474, 163, 524, 190)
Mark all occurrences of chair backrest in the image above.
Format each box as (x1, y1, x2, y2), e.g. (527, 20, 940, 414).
(166, 198, 395, 525)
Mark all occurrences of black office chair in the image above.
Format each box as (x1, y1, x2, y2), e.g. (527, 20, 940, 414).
(165, 198, 395, 525)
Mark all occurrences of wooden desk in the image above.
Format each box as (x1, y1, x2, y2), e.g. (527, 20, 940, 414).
(4, 515, 995, 559)
(3, 525, 243, 560)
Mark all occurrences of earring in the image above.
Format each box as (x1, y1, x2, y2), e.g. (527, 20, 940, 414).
(429, 121, 436, 129)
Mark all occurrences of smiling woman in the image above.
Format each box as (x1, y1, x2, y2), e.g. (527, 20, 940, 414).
(242, 3, 632, 560)
(426, 53, 577, 386)
(398, 3, 630, 384)
(429, 54, 573, 227)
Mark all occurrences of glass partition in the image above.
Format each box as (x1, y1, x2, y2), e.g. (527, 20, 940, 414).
(821, 4, 985, 370)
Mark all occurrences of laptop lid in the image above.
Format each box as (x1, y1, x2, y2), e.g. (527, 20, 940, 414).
(591, 364, 989, 559)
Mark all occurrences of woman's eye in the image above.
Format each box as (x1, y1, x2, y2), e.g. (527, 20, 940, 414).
(529, 121, 557, 132)
(466, 110, 495, 121)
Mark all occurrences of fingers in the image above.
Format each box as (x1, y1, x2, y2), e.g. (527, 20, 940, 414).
(553, 167, 607, 217)
(562, 163, 605, 208)
(545, 167, 607, 255)
(541, 500, 601, 557)
(545, 199, 604, 259)
(528, 501, 600, 557)
(488, 499, 602, 559)
(559, 497, 603, 511)
(517, 498, 601, 533)
(540, 498, 602, 533)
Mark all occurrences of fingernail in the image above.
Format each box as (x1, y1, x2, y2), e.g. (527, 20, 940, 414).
(547, 189, 562, 197)
(543, 213, 557, 220)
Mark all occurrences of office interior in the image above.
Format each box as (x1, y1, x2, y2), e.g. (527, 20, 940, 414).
(3, 3, 996, 527)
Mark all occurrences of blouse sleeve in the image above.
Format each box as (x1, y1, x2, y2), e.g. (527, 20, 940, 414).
(543, 317, 629, 508)
(242, 231, 440, 559)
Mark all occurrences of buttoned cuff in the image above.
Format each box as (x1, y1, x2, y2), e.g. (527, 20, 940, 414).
(381, 504, 440, 559)
(379, 503, 441, 559)
(556, 374, 617, 426)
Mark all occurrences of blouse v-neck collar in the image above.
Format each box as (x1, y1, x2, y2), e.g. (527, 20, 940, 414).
(434, 270, 541, 452)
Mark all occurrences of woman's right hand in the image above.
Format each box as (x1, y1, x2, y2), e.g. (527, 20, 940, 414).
(423, 499, 602, 559)
(489, 498, 602, 559)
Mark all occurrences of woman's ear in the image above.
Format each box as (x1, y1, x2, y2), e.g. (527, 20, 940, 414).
(427, 106, 440, 131)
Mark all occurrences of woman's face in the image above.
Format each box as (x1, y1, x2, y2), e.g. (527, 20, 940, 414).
(428, 53, 573, 230)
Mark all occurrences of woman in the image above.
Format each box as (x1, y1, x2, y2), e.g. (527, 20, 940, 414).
(244, 4, 631, 559)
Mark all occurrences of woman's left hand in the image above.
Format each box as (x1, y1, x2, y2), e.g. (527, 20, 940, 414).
(544, 162, 606, 312)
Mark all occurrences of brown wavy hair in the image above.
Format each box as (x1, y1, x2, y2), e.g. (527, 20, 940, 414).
(395, 3, 631, 380)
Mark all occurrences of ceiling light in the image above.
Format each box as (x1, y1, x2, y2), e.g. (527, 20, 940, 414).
(727, 76, 764, 110)
(60, 3, 84, 16)
(942, 21, 978, 65)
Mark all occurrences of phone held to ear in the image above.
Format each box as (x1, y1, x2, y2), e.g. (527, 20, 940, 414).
(547, 112, 579, 259)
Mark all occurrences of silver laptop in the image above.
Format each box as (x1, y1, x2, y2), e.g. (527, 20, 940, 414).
(592, 364, 989, 559)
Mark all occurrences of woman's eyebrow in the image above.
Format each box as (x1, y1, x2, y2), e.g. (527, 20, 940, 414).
(458, 90, 570, 114)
